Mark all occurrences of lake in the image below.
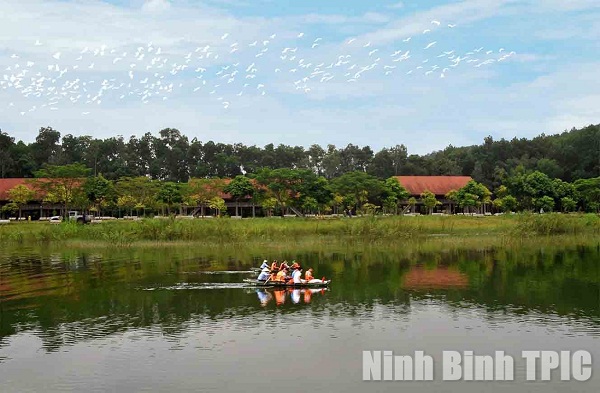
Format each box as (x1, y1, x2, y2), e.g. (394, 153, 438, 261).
(1, 244, 598, 392)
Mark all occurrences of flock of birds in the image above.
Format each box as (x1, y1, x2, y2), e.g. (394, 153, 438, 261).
(1, 20, 515, 115)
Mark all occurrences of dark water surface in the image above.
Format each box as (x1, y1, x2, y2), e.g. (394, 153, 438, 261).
(1, 245, 599, 392)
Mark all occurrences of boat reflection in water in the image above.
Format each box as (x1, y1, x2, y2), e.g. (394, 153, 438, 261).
(256, 288, 327, 306)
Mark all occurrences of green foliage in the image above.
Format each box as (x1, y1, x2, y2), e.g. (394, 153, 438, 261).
(207, 197, 227, 216)
(381, 177, 410, 214)
(7, 184, 35, 218)
(493, 195, 518, 212)
(455, 180, 491, 213)
(30, 163, 91, 215)
(574, 177, 600, 212)
(420, 190, 440, 214)
(224, 175, 255, 216)
(301, 196, 319, 213)
(84, 175, 115, 214)
(330, 171, 384, 211)
(224, 176, 254, 201)
(156, 182, 183, 214)
(534, 195, 555, 212)
(515, 213, 600, 236)
(560, 197, 577, 213)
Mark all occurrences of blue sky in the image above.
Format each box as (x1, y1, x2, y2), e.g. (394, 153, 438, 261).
(1, 0, 599, 154)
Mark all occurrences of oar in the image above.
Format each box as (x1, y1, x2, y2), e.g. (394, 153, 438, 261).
(263, 275, 272, 285)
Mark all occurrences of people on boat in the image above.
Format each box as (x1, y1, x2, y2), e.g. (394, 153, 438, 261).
(257, 263, 270, 281)
(270, 260, 278, 271)
(259, 260, 269, 270)
(305, 268, 326, 283)
(276, 267, 288, 282)
(269, 268, 279, 282)
(292, 265, 303, 284)
(279, 260, 290, 271)
(305, 268, 315, 281)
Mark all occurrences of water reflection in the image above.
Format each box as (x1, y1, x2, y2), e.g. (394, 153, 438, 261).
(0, 244, 598, 350)
(255, 288, 328, 307)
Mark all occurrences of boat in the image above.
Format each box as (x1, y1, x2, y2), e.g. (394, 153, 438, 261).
(243, 278, 331, 288)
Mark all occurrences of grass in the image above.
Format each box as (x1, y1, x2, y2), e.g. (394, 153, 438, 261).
(0, 213, 598, 247)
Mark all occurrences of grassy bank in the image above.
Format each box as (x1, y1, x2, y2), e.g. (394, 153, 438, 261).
(0, 213, 598, 247)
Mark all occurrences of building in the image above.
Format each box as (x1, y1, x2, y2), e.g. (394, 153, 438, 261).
(0, 178, 65, 219)
(394, 176, 473, 214)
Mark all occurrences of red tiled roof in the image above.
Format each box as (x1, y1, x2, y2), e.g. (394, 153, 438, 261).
(395, 176, 472, 196)
(0, 178, 40, 201)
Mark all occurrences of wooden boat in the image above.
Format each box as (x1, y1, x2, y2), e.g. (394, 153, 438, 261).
(243, 278, 331, 288)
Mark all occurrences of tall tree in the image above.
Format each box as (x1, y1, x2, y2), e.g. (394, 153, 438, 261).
(223, 175, 255, 217)
(7, 184, 35, 218)
(156, 182, 183, 215)
(31, 127, 61, 168)
(330, 171, 384, 212)
(84, 175, 115, 216)
(0, 131, 15, 178)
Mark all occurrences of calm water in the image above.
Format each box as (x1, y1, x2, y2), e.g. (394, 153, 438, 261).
(0, 244, 599, 392)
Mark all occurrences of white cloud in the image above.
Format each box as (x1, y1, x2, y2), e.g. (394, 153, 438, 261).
(142, 0, 172, 13)
(1, 0, 598, 156)
(389, 2, 404, 9)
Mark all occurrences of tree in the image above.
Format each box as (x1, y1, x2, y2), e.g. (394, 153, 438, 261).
(330, 194, 345, 215)
(456, 180, 492, 214)
(1, 202, 18, 218)
(116, 177, 160, 216)
(224, 175, 254, 217)
(0, 131, 15, 178)
(84, 175, 115, 216)
(408, 197, 417, 213)
(156, 182, 183, 215)
(117, 195, 137, 216)
(31, 127, 61, 168)
(493, 195, 517, 213)
(574, 177, 600, 212)
(7, 184, 35, 219)
(31, 163, 91, 216)
(560, 197, 577, 213)
(330, 171, 384, 212)
(301, 196, 319, 214)
(445, 189, 458, 214)
(534, 195, 555, 213)
(382, 177, 410, 214)
(261, 197, 278, 217)
(187, 178, 227, 216)
(208, 196, 226, 216)
(253, 168, 313, 215)
(420, 190, 440, 215)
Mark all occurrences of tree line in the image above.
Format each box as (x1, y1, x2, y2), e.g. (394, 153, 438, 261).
(1, 124, 598, 188)
(1, 163, 599, 219)
(0, 124, 598, 217)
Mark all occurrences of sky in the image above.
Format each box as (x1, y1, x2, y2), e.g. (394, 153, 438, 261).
(1, 0, 599, 155)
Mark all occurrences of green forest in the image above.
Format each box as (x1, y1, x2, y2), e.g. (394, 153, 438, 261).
(0, 124, 599, 216)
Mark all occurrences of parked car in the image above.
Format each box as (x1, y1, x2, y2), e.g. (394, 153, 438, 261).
(49, 216, 62, 223)
(67, 211, 93, 224)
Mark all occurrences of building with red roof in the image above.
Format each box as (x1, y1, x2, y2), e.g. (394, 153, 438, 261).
(394, 176, 473, 214)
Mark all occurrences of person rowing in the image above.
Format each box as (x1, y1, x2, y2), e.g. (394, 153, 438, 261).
(291, 265, 303, 284)
(276, 267, 288, 282)
(280, 260, 290, 271)
(259, 260, 269, 270)
(257, 261, 270, 281)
